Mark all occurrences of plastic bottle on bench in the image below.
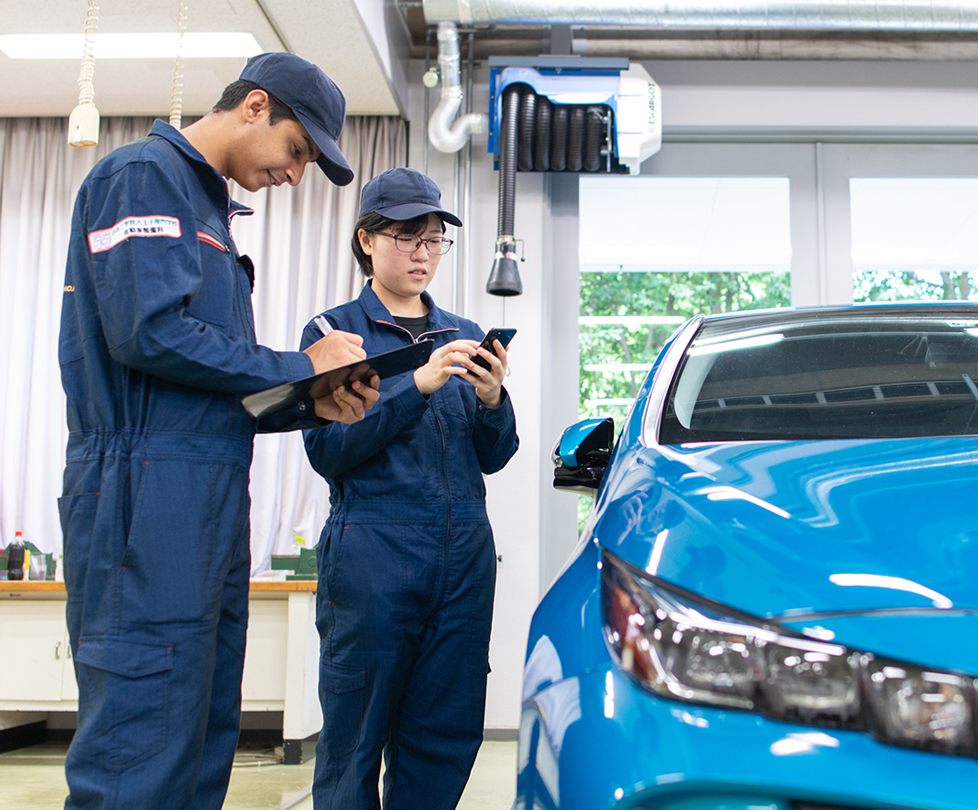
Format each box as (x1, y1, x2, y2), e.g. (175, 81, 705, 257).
(7, 531, 25, 581)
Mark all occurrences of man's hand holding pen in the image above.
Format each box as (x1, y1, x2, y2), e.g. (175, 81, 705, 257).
(303, 327, 380, 424)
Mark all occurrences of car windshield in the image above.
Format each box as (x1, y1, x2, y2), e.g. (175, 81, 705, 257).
(657, 307, 978, 444)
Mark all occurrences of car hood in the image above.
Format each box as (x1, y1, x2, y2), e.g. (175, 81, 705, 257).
(593, 436, 978, 618)
(778, 611, 978, 674)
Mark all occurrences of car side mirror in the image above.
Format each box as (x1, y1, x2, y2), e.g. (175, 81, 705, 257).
(552, 417, 615, 496)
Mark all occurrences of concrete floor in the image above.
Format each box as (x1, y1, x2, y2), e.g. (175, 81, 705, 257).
(0, 739, 517, 810)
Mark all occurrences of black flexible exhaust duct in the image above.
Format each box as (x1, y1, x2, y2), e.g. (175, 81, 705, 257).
(486, 84, 615, 296)
(550, 106, 567, 171)
(486, 84, 523, 296)
(534, 98, 551, 171)
(584, 107, 604, 172)
(517, 87, 536, 173)
(504, 87, 614, 173)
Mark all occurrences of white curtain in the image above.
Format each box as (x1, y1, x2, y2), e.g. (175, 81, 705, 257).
(0, 115, 406, 574)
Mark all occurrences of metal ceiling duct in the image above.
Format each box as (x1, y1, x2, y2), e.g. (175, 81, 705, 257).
(429, 21, 487, 154)
(425, 0, 978, 299)
(422, 0, 978, 32)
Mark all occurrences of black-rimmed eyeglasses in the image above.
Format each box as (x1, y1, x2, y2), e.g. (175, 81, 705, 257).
(369, 231, 454, 255)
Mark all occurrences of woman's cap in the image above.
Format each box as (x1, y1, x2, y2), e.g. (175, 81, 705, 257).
(359, 168, 463, 226)
(239, 52, 354, 187)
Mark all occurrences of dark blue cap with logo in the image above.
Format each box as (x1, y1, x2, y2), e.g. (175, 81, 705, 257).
(359, 168, 463, 226)
(239, 52, 354, 186)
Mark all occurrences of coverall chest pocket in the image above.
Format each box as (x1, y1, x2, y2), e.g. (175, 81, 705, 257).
(185, 227, 234, 328)
(439, 378, 477, 432)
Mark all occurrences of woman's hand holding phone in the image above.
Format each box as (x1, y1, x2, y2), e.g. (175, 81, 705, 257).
(413, 329, 514, 408)
(466, 336, 509, 408)
(414, 340, 480, 397)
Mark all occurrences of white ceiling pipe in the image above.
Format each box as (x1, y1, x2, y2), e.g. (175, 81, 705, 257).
(423, 0, 978, 32)
(429, 21, 487, 154)
(447, 34, 978, 60)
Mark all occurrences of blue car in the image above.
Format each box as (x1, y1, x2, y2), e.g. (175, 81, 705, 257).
(518, 304, 978, 810)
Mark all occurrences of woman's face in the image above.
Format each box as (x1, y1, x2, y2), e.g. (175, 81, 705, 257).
(359, 213, 446, 311)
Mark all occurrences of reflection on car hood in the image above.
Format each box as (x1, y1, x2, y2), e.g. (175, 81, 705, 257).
(779, 611, 978, 674)
(594, 436, 978, 618)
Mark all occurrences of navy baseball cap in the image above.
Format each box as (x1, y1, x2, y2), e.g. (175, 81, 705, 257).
(359, 168, 463, 226)
(239, 52, 354, 186)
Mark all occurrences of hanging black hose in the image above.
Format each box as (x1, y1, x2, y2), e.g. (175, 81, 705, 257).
(534, 98, 552, 172)
(496, 84, 615, 176)
(487, 84, 523, 296)
(488, 83, 620, 295)
(584, 107, 605, 172)
(497, 84, 519, 239)
(550, 105, 568, 171)
(517, 88, 536, 173)
(567, 107, 585, 172)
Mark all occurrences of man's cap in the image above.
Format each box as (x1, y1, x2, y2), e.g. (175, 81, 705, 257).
(239, 52, 354, 186)
(359, 168, 463, 227)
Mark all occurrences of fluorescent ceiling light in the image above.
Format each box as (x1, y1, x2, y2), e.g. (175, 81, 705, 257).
(0, 33, 262, 60)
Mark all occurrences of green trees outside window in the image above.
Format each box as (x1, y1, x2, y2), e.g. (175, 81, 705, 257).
(576, 268, 790, 531)
(579, 269, 791, 426)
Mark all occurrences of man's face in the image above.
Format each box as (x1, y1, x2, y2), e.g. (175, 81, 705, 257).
(228, 108, 321, 193)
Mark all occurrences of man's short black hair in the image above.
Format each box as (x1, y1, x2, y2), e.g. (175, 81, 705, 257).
(352, 213, 446, 279)
(213, 79, 298, 126)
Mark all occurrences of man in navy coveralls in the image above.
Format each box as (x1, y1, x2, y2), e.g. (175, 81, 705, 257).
(58, 53, 378, 810)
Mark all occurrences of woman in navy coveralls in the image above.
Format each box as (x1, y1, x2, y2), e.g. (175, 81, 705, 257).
(300, 168, 519, 810)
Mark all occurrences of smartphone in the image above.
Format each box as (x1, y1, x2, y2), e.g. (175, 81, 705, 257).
(473, 327, 517, 370)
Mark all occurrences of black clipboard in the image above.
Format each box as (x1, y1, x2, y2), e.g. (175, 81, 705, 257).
(242, 339, 434, 419)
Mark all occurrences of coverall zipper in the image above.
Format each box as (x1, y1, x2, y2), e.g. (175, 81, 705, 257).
(376, 319, 457, 619)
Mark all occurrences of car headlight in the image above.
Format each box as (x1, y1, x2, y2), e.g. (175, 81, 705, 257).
(863, 657, 977, 757)
(601, 549, 977, 758)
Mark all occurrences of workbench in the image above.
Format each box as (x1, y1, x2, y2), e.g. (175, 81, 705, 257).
(0, 580, 320, 763)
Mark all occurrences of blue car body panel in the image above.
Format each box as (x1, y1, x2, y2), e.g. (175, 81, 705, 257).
(521, 536, 978, 810)
(519, 664, 978, 810)
(596, 435, 978, 618)
(519, 307, 978, 810)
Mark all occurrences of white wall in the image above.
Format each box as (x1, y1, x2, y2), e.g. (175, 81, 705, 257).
(399, 56, 978, 730)
(349, 0, 414, 116)
(406, 62, 565, 732)
(645, 60, 978, 133)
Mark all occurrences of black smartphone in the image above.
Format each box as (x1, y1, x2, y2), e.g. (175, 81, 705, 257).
(473, 328, 517, 370)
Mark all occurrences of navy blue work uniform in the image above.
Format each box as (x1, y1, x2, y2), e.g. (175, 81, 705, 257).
(300, 281, 519, 810)
(58, 121, 323, 810)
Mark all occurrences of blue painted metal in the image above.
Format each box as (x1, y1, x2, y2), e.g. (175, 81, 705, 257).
(488, 67, 622, 157)
(595, 434, 978, 619)
(522, 306, 978, 809)
(518, 665, 978, 810)
(554, 418, 614, 469)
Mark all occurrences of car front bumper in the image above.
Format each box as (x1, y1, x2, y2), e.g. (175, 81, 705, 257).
(516, 664, 978, 810)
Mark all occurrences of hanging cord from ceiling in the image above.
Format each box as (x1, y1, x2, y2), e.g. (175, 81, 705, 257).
(169, 0, 189, 129)
(68, 0, 100, 147)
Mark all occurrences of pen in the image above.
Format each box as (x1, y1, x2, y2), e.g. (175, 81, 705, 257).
(314, 316, 333, 336)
